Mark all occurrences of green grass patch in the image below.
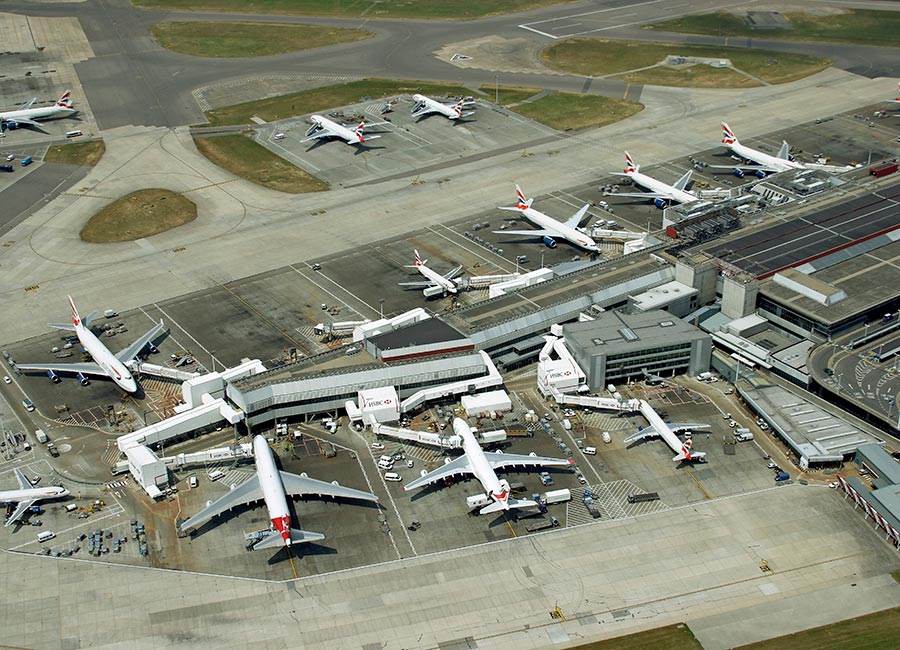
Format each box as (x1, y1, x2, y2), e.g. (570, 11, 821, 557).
(892, 570, 900, 584)
(44, 140, 105, 166)
(150, 21, 371, 58)
(204, 79, 476, 126)
(510, 92, 643, 130)
(133, 0, 574, 20)
(194, 134, 327, 194)
(81, 189, 196, 243)
(478, 85, 542, 106)
(735, 605, 900, 650)
(612, 66, 760, 88)
(543, 39, 829, 86)
(567, 623, 702, 650)
(644, 9, 900, 48)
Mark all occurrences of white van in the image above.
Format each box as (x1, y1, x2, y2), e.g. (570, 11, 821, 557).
(378, 458, 394, 470)
(583, 446, 597, 455)
(188, 476, 199, 489)
(273, 132, 285, 140)
(383, 472, 402, 482)
(65, 504, 78, 513)
(208, 469, 226, 481)
(37, 531, 55, 543)
(601, 431, 611, 444)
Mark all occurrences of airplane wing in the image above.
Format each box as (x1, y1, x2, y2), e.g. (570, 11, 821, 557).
(442, 265, 463, 280)
(669, 423, 711, 432)
(563, 204, 591, 230)
(179, 476, 262, 533)
(483, 451, 573, 470)
(13, 468, 31, 490)
(16, 98, 36, 111)
(14, 361, 105, 377)
(412, 104, 440, 118)
(493, 229, 555, 238)
(404, 455, 473, 491)
(624, 428, 659, 444)
(8, 117, 41, 127)
(115, 320, 165, 365)
(300, 127, 338, 143)
(279, 471, 378, 503)
(398, 280, 436, 287)
(672, 170, 693, 191)
(707, 163, 781, 173)
(612, 191, 670, 200)
(4, 500, 35, 527)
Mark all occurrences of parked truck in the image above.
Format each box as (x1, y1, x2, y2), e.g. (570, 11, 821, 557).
(735, 428, 754, 442)
(34, 429, 48, 444)
(582, 489, 602, 518)
(543, 488, 572, 504)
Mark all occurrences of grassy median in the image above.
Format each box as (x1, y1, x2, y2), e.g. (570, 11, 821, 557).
(134, 0, 574, 20)
(150, 21, 372, 58)
(645, 9, 900, 48)
(567, 623, 702, 650)
(543, 40, 830, 87)
(735, 606, 900, 650)
(45, 140, 105, 166)
(81, 189, 197, 243)
(511, 92, 643, 130)
(194, 134, 327, 194)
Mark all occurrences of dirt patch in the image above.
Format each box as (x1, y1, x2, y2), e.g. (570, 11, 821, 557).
(80, 189, 197, 243)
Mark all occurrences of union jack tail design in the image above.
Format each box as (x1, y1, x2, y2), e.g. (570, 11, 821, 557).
(67, 294, 81, 328)
(624, 151, 638, 174)
(721, 122, 737, 146)
(56, 91, 73, 109)
(514, 185, 528, 210)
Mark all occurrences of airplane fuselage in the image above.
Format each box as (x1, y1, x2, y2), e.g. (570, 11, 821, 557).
(74, 318, 138, 393)
(416, 262, 457, 293)
(412, 94, 460, 120)
(456, 420, 509, 508)
(627, 170, 697, 204)
(518, 206, 600, 253)
(0, 104, 75, 124)
(310, 115, 363, 144)
(0, 485, 68, 503)
(728, 141, 801, 173)
(253, 435, 293, 546)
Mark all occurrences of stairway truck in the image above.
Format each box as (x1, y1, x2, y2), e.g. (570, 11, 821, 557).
(543, 488, 571, 504)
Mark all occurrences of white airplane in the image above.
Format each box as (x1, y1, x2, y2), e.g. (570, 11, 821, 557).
(0, 91, 75, 129)
(398, 249, 462, 297)
(404, 418, 574, 515)
(2, 468, 68, 527)
(411, 94, 475, 121)
(712, 122, 807, 178)
(494, 185, 600, 252)
(624, 401, 709, 462)
(180, 435, 378, 550)
(301, 114, 383, 146)
(14, 295, 164, 394)
(611, 152, 697, 208)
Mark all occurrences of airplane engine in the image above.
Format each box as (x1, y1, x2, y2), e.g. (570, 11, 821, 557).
(654, 198, 669, 209)
(47, 370, 61, 383)
(542, 236, 557, 249)
(6, 120, 18, 130)
(754, 169, 767, 179)
(732, 169, 745, 178)
(76, 372, 90, 386)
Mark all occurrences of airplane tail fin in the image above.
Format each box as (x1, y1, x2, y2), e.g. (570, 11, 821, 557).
(67, 295, 82, 328)
(252, 528, 325, 550)
(624, 151, 638, 173)
(414, 249, 426, 267)
(354, 122, 366, 143)
(721, 122, 737, 146)
(56, 91, 73, 109)
(673, 439, 705, 462)
(514, 184, 532, 209)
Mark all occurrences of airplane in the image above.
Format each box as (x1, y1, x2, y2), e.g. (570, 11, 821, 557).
(2, 468, 68, 527)
(398, 249, 462, 297)
(610, 152, 698, 208)
(411, 94, 475, 121)
(14, 295, 164, 394)
(624, 410, 710, 463)
(0, 91, 75, 129)
(641, 368, 667, 386)
(494, 184, 600, 252)
(404, 418, 574, 515)
(300, 114, 384, 146)
(179, 435, 378, 550)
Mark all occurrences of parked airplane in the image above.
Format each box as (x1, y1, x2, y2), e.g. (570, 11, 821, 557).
(398, 249, 462, 297)
(411, 94, 475, 121)
(180, 435, 378, 550)
(301, 114, 384, 146)
(624, 401, 710, 462)
(2, 468, 68, 527)
(611, 152, 697, 208)
(0, 91, 75, 129)
(14, 296, 164, 394)
(494, 185, 600, 252)
(404, 418, 574, 515)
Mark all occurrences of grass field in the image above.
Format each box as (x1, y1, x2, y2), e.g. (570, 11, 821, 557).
(133, 0, 572, 20)
(735, 606, 900, 650)
(193, 134, 327, 194)
(611, 66, 760, 88)
(478, 85, 542, 106)
(543, 39, 829, 86)
(644, 9, 900, 48)
(568, 624, 703, 650)
(149, 21, 371, 58)
(81, 189, 196, 243)
(204, 79, 477, 126)
(44, 140, 105, 166)
(510, 92, 643, 130)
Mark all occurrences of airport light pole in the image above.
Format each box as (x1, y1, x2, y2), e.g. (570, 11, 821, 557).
(210, 350, 216, 373)
(379, 299, 384, 319)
